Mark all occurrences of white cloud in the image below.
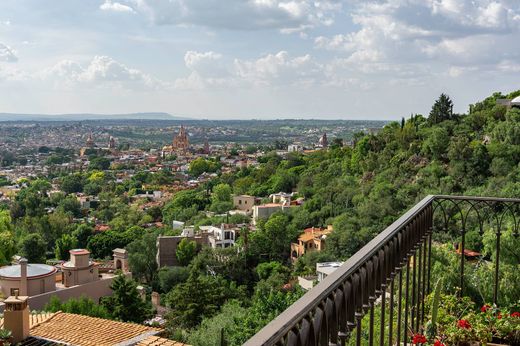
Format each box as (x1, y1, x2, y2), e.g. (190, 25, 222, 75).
(313, 0, 520, 78)
(0, 43, 18, 62)
(100, 1, 135, 13)
(44, 56, 162, 89)
(131, 0, 341, 32)
(175, 50, 324, 89)
(234, 51, 321, 86)
(184, 51, 222, 70)
(447, 65, 477, 77)
(0, 66, 27, 81)
(497, 60, 520, 72)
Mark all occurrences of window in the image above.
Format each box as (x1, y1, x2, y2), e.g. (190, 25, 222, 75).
(239, 200, 242, 205)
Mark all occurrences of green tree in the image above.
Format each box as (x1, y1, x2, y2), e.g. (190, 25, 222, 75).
(57, 196, 82, 217)
(127, 232, 158, 283)
(210, 183, 233, 213)
(55, 234, 78, 260)
(255, 261, 287, 281)
(248, 213, 294, 262)
(61, 174, 84, 194)
(176, 238, 197, 266)
(157, 266, 190, 293)
(0, 210, 16, 266)
(44, 295, 111, 319)
(165, 274, 245, 329)
(422, 127, 449, 160)
(0, 227, 16, 265)
(102, 274, 151, 323)
(227, 288, 304, 344)
(162, 189, 209, 223)
(72, 224, 94, 248)
(189, 157, 220, 177)
(89, 157, 111, 170)
(429, 93, 454, 124)
(83, 182, 102, 196)
(20, 233, 47, 263)
(327, 214, 372, 260)
(188, 300, 248, 346)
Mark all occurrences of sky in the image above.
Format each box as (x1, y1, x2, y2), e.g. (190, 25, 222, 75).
(0, 0, 519, 120)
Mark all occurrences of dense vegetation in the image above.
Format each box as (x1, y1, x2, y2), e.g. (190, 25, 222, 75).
(1, 91, 519, 344)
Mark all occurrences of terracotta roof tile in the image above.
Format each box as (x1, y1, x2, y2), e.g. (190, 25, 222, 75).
(29, 312, 162, 346)
(136, 336, 190, 346)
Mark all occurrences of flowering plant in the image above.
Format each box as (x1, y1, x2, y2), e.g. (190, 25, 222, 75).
(457, 319, 471, 329)
(477, 302, 520, 344)
(412, 333, 427, 344)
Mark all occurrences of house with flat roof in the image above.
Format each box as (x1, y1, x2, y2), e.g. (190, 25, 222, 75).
(233, 195, 259, 213)
(316, 261, 344, 282)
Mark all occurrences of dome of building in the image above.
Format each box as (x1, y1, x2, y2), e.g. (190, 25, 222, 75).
(511, 96, 520, 105)
(0, 263, 56, 278)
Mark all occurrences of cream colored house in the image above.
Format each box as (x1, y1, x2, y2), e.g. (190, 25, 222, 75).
(60, 249, 100, 287)
(233, 195, 258, 213)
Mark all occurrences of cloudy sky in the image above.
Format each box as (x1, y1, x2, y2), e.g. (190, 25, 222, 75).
(0, 0, 519, 120)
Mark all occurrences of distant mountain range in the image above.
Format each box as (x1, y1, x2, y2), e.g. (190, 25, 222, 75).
(0, 112, 191, 121)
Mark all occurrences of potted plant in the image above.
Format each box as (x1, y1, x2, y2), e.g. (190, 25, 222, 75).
(413, 284, 519, 345)
(0, 328, 12, 346)
(477, 305, 520, 346)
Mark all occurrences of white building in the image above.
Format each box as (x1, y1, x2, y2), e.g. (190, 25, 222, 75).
(288, 144, 303, 153)
(172, 220, 185, 230)
(270, 192, 296, 205)
(316, 262, 344, 282)
(200, 224, 237, 249)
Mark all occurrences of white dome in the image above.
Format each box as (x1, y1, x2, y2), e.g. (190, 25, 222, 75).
(512, 96, 520, 105)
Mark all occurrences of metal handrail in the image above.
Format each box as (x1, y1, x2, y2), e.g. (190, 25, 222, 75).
(245, 195, 520, 346)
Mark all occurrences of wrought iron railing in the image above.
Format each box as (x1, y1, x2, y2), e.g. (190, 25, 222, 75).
(245, 195, 520, 346)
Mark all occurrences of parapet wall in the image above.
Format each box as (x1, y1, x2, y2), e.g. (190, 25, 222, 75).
(0, 273, 131, 312)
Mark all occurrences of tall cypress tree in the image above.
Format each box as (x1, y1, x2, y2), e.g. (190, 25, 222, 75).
(429, 93, 454, 124)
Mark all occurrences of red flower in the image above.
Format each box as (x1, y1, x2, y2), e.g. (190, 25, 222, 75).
(457, 319, 472, 329)
(497, 313, 502, 319)
(481, 304, 491, 312)
(412, 334, 427, 344)
(434, 340, 445, 346)
(511, 312, 520, 318)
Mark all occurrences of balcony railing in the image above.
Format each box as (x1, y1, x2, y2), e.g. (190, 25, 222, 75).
(245, 195, 520, 346)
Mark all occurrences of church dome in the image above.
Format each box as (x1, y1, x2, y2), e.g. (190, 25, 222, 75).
(511, 96, 520, 105)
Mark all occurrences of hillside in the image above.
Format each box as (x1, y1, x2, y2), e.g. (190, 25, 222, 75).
(218, 90, 520, 260)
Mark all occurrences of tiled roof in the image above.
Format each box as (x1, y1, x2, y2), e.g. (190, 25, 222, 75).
(136, 336, 190, 346)
(297, 228, 331, 242)
(29, 312, 162, 346)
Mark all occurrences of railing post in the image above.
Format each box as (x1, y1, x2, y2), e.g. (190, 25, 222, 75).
(459, 228, 466, 297)
(493, 230, 501, 305)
